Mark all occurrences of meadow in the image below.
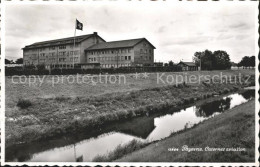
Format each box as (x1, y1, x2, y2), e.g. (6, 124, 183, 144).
(5, 70, 255, 146)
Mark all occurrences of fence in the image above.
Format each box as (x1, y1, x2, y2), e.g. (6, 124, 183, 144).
(5, 66, 183, 76)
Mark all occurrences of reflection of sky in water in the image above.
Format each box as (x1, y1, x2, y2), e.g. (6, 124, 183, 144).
(9, 90, 254, 162)
(29, 132, 143, 162)
(224, 94, 247, 109)
(146, 106, 205, 142)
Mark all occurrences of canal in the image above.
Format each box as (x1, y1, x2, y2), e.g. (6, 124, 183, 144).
(6, 89, 255, 162)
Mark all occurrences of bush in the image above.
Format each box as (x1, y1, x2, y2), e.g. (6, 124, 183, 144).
(17, 99, 32, 109)
(55, 96, 71, 102)
(223, 88, 230, 94)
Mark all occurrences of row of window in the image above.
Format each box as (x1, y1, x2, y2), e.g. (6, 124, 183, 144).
(31, 51, 80, 57)
(59, 57, 79, 62)
(32, 44, 80, 52)
(89, 56, 131, 62)
(140, 56, 152, 60)
(89, 48, 132, 55)
(101, 64, 131, 68)
(140, 49, 152, 54)
(27, 57, 79, 62)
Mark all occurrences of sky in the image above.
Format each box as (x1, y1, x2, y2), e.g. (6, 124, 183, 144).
(4, 2, 257, 63)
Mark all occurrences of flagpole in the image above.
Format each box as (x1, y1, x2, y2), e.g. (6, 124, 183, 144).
(73, 20, 76, 69)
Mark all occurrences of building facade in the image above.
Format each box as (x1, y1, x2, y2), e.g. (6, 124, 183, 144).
(22, 32, 156, 69)
(177, 62, 198, 71)
(23, 32, 105, 69)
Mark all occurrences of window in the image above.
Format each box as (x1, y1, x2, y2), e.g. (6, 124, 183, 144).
(145, 49, 148, 54)
(140, 56, 143, 59)
(149, 49, 152, 54)
(149, 56, 152, 60)
(128, 49, 131, 53)
(128, 56, 131, 60)
(59, 58, 66, 62)
(59, 45, 66, 49)
(74, 51, 79, 55)
(49, 47, 55, 50)
(125, 56, 127, 60)
(39, 48, 45, 52)
(94, 57, 96, 61)
(140, 49, 143, 53)
(111, 50, 114, 54)
(58, 52, 66, 56)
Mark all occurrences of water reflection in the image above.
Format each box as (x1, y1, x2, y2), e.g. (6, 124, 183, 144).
(196, 98, 231, 117)
(6, 90, 255, 162)
(29, 132, 143, 162)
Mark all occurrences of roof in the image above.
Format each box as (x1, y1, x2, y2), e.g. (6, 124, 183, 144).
(23, 33, 105, 49)
(85, 38, 156, 51)
(178, 62, 197, 66)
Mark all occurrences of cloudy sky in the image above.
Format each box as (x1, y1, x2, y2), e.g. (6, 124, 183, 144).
(5, 2, 257, 63)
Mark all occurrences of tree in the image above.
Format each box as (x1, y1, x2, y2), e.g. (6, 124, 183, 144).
(15, 58, 23, 64)
(164, 63, 169, 67)
(238, 56, 255, 69)
(213, 50, 231, 70)
(5, 59, 11, 64)
(193, 50, 231, 70)
(239, 56, 251, 69)
(168, 60, 174, 66)
(249, 56, 255, 68)
(193, 50, 214, 70)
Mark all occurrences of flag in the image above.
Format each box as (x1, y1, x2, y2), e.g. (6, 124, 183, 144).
(76, 19, 83, 30)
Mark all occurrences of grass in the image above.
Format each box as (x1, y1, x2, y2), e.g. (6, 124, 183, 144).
(93, 139, 146, 162)
(116, 99, 255, 162)
(5, 70, 255, 146)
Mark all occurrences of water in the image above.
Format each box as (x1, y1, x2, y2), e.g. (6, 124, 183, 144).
(6, 89, 255, 162)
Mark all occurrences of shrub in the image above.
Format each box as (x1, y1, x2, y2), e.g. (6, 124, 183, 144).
(189, 97, 195, 103)
(55, 96, 71, 102)
(17, 99, 32, 109)
(223, 88, 230, 94)
(183, 98, 190, 105)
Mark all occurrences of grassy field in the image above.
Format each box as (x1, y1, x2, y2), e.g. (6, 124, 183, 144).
(6, 70, 254, 108)
(5, 70, 255, 146)
(116, 99, 255, 162)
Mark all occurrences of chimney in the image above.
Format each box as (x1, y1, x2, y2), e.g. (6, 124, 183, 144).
(93, 32, 98, 44)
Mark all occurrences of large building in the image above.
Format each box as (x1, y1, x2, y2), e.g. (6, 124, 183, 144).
(22, 32, 155, 69)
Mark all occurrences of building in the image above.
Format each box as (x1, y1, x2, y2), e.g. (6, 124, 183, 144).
(177, 61, 198, 71)
(22, 32, 105, 69)
(85, 38, 155, 68)
(22, 32, 155, 69)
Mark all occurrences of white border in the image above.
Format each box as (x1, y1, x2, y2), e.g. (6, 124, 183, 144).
(1, 0, 259, 166)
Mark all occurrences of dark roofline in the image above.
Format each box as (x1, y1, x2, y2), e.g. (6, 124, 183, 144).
(22, 33, 106, 50)
(178, 61, 197, 66)
(85, 38, 156, 51)
(135, 38, 156, 49)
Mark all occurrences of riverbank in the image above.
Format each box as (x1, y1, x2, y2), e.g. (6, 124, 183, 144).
(5, 70, 255, 147)
(116, 99, 255, 162)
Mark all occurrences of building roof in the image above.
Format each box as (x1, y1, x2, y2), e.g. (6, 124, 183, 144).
(178, 62, 197, 66)
(86, 38, 156, 51)
(23, 33, 105, 50)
